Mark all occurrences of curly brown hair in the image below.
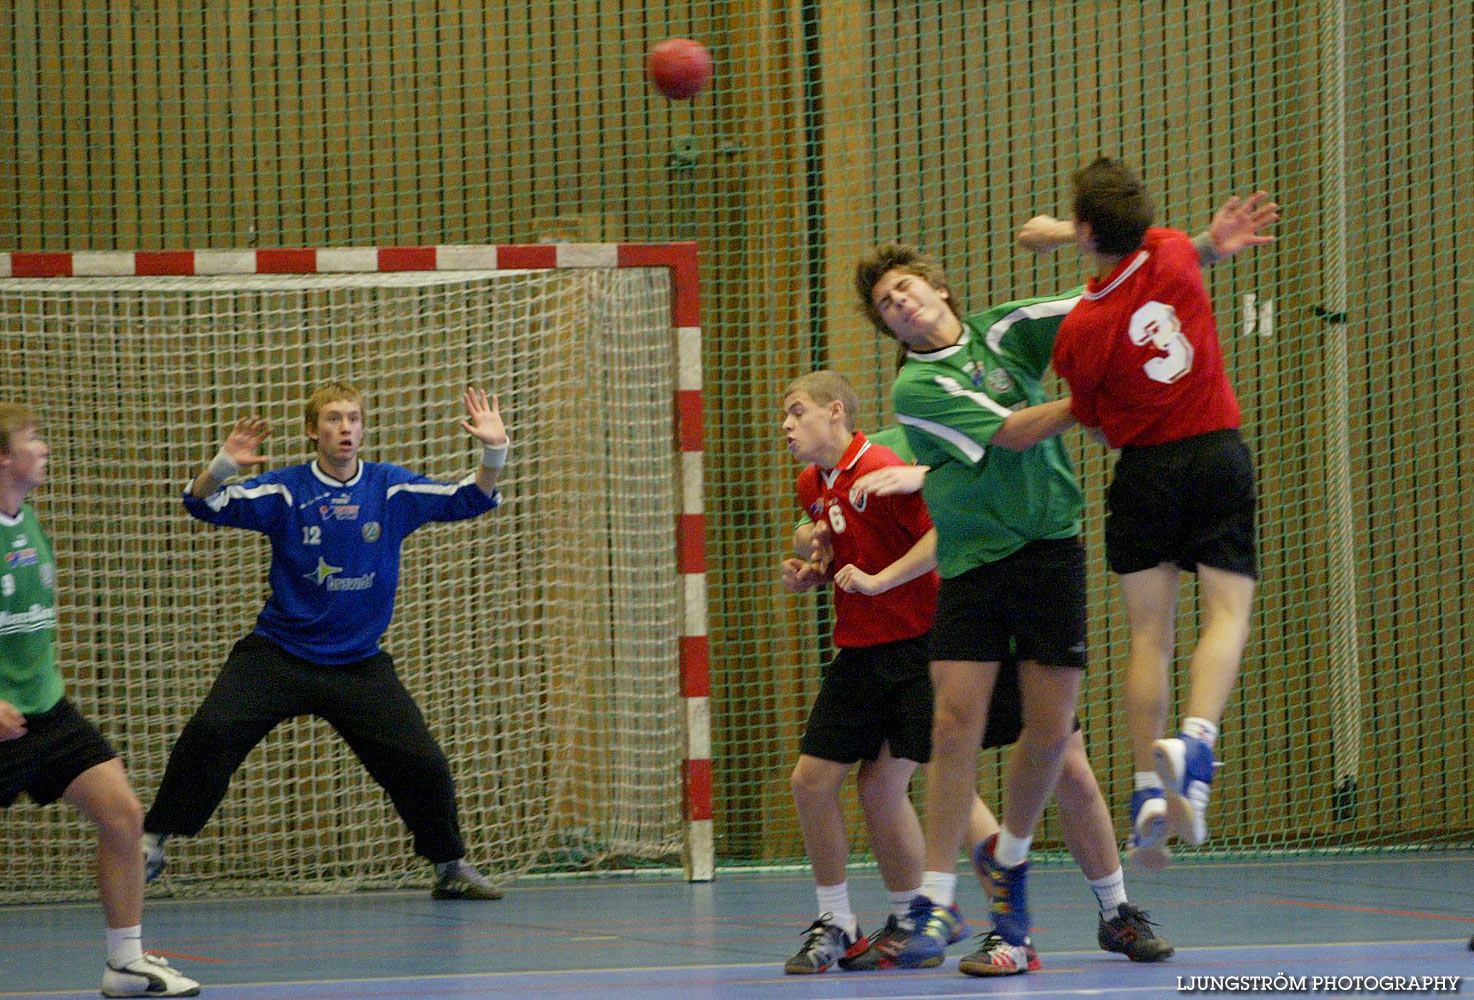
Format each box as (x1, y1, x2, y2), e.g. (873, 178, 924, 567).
(853, 242, 958, 337)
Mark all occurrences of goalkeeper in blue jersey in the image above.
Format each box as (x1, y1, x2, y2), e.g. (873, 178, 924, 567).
(141, 383, 509, 900)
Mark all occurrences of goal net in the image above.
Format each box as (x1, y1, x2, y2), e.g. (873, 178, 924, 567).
(0, 245, 710, 901)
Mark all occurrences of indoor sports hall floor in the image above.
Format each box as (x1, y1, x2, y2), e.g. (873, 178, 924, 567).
(4, 852, 1470, 999)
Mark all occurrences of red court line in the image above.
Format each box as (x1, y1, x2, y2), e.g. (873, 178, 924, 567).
(1271, 899, 1474, 922)
(149, 950, 228, 964)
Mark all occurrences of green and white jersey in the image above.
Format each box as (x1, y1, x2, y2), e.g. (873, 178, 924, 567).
(892, 289, 1085, 577)
(0, 504, 63, 715)
(866, 425, 915, 463)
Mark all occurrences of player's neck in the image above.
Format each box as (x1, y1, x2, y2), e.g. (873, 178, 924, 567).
(315, 455, 360, 483)
(911, 312, 964, 351)
(0, 481, 27, 518)
(1090, 249, 1131, 281)
(817, 430, 854, 472)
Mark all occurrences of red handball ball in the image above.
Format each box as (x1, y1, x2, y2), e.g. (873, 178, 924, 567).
(646, 38, 713, 100)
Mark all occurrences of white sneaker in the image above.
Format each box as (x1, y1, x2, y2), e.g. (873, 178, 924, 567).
(101, 953, 201, 997)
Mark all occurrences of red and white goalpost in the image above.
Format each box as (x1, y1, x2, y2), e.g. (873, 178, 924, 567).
(0, 243, 712, 899)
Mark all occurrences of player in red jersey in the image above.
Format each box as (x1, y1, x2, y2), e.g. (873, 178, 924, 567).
(777, 370, 946, 974)
(1024, 157, 1278, 865)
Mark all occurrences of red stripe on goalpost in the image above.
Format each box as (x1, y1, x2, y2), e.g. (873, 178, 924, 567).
(10, 253, 73, 277)
(496, 244, 558, 269)
(256, 249, 318, 273)
(679, 636, 711, 698)
(618, 243, 699, 328)
(683, 759, 713, 821)
(677, 514, 706, 574)
(677, 390, 704, 453)
(378, 246, 437, 271)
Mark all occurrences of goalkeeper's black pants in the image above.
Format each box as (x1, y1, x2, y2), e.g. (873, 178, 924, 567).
(143, 631, 467, 863)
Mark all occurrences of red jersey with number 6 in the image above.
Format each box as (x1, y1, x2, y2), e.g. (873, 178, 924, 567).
(1053, 226, 1240, 448)
(796, 431, 938, 648)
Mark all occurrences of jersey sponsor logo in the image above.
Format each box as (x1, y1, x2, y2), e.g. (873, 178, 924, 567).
(302, 556, 376, 592)
(319, 503, 360, 521)
(361, 521, 381, 543)
(5, 548, 38, 569)
(850, 492, 868, 513)
(985, 367, 1015, 394)
(10, 534, 27, 548)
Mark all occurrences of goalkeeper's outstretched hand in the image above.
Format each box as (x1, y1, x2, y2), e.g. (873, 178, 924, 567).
(460, 387, 509, 447)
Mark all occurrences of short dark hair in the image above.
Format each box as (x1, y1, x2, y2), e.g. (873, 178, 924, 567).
(1072, 157, 1154, 255)
(854, 242, 959, 337)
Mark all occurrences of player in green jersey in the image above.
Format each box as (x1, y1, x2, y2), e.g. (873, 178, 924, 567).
(853, 247, 1088, 974)
(0, 403, 201, 997)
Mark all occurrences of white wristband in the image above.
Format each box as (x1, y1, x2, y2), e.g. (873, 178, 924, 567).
(206, 449, 241, 482)
(481, 442, 509, 469)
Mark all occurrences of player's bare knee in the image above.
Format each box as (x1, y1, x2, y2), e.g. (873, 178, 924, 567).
(789, 760, 839, 806)
(95, 791, 145, 844)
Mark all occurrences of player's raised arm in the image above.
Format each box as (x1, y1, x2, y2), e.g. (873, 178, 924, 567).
(188, 416, 272, 498)
(1195, 191, 1279, 265)
(1017, 215, 1078, 254)
(460, 386, 510, 497)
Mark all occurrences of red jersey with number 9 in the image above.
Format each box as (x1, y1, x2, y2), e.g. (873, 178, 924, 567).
(1053, 227, 1240, 447)
(795, 431, 937, 648)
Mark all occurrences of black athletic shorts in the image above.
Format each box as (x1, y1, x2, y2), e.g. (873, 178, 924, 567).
(800, 636, 933, 765)
(0, 698, 118, 807)
(980, 651, 1081, 749)
(928, 536, 1088, 670)
(1106, 428, 1258, 578)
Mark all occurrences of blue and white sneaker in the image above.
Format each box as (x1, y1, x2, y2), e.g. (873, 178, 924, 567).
(141, 833, 167, 884)
(974, 833, 1031, 948)
(1154, 734, 1218, 846)
(890, 895, 966, 968)
(784, 914, 868, 974)
(1126, 788, 1171, 870)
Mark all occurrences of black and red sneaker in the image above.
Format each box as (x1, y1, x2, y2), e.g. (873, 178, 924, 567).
(1098, 903, 1174, 962)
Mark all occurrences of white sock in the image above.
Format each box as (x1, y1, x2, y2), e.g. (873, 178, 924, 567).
(889, 887, 919, 920)
(434, 859, 463, 878)
(919, 870, 957, 908)
(816, 882, 856, 937)
(140, 832, 166, 853)
(106, 925, 143, 967)
(1181, 717, 1219, 747)
(993, 829, 1032, 869)
(1134, 770, 1164, 791)
(1087, 868, 1128, 917)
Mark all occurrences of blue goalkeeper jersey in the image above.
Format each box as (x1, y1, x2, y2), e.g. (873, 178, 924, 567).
(184, 460, 499, 665)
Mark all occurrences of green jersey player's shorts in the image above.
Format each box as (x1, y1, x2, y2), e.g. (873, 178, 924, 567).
(0, 698, 118, 807)
(929, 537, 1088, 670)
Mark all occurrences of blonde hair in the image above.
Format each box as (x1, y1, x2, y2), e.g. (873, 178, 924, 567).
(783, 370, 861, 432)
(0, 403, 38, 453)
(304, 382, 364, 439)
